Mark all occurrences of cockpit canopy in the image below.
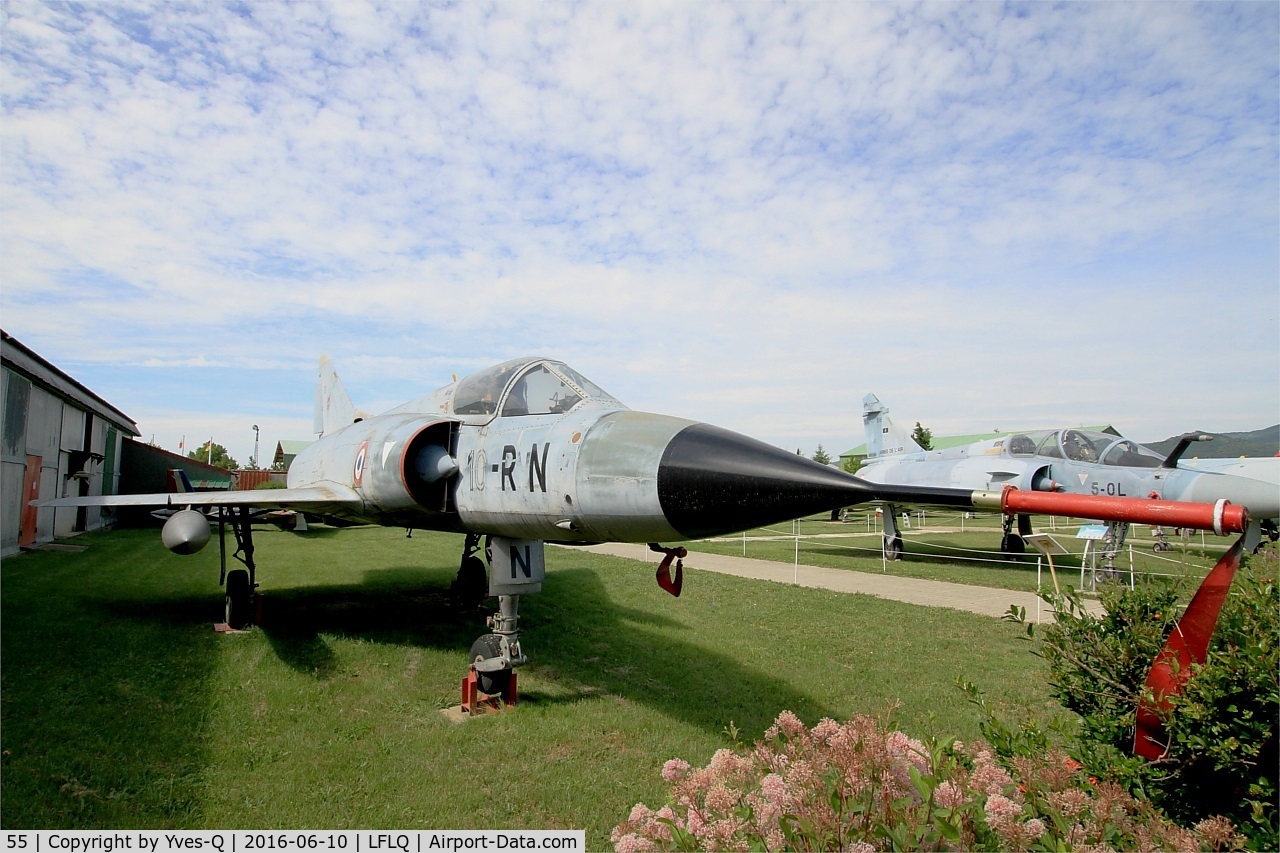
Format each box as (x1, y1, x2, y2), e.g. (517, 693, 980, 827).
(1006, 428, 1163, 468)
(451, 358, 621, 420)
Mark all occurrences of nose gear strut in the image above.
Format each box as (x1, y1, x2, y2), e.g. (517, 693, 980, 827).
(648, 543, 686, 597)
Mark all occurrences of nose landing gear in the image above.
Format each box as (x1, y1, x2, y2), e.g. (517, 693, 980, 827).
(462, 594, 525, 713)
(456, 536, 544, 715)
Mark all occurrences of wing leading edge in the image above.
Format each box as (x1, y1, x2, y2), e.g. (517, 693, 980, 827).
(36, 483, 362, 515)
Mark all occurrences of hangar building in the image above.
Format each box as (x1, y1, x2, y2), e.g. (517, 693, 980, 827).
(1, 330, 140, 556)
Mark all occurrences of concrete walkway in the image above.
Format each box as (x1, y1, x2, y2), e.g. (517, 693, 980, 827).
(575, 542, 1100, 621)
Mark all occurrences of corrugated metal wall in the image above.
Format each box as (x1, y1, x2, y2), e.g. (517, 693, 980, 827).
(233, 470, 286, 490)
(1, 364, 126, 555)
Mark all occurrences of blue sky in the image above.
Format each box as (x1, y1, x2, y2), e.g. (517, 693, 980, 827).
(3, 1, 1277, 467)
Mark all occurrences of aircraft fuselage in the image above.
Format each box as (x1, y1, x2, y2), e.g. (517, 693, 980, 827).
(857, 428, 1279, 523)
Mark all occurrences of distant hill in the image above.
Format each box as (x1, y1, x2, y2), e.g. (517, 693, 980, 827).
(1143, 425, 1279, 459)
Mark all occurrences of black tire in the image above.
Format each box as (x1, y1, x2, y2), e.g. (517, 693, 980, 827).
(882, 535, 903, 561)
(469, 634, 511, 697)
(452, 555, 488, 608)
(1001, 533, 1026, 559)
(225, 568, 253, 629)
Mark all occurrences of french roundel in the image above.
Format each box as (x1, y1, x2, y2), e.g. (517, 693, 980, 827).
(353, 441, 369, 486)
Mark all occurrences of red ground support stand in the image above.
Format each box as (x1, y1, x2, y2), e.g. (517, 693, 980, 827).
(460, 667, 517, 715)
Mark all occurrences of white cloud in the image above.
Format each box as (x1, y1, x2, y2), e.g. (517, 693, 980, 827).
(2, 0, 1276, 467)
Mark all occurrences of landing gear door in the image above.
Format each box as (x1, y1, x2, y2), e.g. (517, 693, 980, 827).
(489, 537, 545, 596)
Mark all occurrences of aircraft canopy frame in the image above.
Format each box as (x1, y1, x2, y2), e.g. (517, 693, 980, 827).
(1009, 428, 1163, 468)
(451, 357, 621, 421)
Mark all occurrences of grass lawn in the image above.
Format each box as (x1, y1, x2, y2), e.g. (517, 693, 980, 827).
(3, 524, 1072, 844)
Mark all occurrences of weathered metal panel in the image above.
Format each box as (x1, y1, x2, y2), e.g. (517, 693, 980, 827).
(233, 470, 287, 490)
(42, 460, 66, 540)
(1, 331, 138, 437)
(59, 404, 84, 455)
(81, 417, 110, 530)
(120, 439, 234, 492)
(0, 339, 139, 549)
(103, 426, 118, 496)
(1, 369, 30, 554)
(2, 368, 30, 460)
(0, 460, 22, 555)
(28, 386, 63, 461)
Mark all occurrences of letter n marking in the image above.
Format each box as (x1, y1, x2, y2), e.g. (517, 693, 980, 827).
(511, 544, 533, 579)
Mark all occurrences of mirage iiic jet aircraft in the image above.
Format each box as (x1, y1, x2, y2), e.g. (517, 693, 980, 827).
(38, 358, 1251, 699)
(854, 394, 1278, 561)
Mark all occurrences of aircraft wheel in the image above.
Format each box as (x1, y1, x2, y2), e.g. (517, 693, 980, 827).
(469, 634, 512, 697)
(1001, 534, 1026, 559)
(452, 555, 488, 608)
(882, 535, 903, 561)
(225, 568, 253, 629)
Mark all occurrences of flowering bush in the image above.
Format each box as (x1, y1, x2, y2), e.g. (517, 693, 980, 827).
(1029, 544, 1278, 846)
(612, 711, 1243, 851)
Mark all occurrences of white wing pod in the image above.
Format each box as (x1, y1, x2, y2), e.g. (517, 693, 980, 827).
(161, 509, 211, 555)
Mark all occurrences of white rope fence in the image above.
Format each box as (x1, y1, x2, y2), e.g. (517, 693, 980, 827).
(720, 510, 1228, 588)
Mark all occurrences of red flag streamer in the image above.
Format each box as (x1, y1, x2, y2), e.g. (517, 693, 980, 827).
(1133, 537, 1245, 759)
(649, 544, 687, 597)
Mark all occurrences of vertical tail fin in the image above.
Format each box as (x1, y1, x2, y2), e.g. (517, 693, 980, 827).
(862, 394, 924, 459)
(166, 469, 195, 493)
(314, 354, 359, 436)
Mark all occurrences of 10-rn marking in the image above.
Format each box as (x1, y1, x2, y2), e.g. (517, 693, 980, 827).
(469, 443, 550, 493)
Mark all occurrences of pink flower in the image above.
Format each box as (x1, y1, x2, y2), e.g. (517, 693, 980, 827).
(934, 780, 967, 809)
(969, 756, 1015, 796)
(984, 792, 1022, 825)
(1193, 816, 1242, 849)
(771, 710, 806, 739)
(612, 834, 655, 853)
(760, 773, 788, 804)
(627, 804, 653, 824)
(1047, 788, 1090, 819)
(705, 782, 739, 814)
(811, 717, 841, 744)
(708, 748, 750, 778)
(661, 758, 690, 782)
(647, 806, 676, 841)
(786, 758, 817, 789)
(887, 730, 930, 774)
(747, 791, 782, 831)
(709, 817, 746, 845)
(1024, 818, 1047, 839)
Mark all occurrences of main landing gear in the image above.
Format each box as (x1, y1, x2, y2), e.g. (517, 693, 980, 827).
(451, 532, 489, 609)
(217, 506, 258, 630)
(1000, 513, 1032, 558)
(881, 505, 904, 561)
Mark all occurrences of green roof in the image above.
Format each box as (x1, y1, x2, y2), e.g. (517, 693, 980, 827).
(276, 440, 313, 454)
(273, 440, 313, 469)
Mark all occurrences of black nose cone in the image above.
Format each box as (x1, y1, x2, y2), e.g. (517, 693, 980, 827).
(657, 423, 874, 540)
